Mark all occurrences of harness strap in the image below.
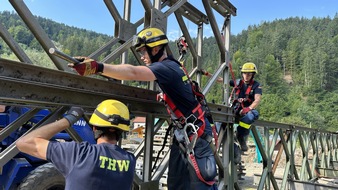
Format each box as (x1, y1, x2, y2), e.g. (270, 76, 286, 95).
(177, 132, 215, 186)
(234, 79, 254, 108)
(163, 93, 184, 124)
(211, 124, 218, 151)
(235, 79, 254, 98)
(188, 154, 215, 186)
(163, 93, 206, 137)
(245, 80, 254, 96)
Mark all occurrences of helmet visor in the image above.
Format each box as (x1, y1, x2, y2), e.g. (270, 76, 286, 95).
(132, 35, 146, 51)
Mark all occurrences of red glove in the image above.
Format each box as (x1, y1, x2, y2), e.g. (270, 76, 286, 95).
(198, 69, 209, 76)
(240, 107, 252, 116)
(68, 56, 104, 76)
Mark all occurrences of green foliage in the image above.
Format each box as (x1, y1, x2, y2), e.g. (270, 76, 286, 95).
(0, 11, 111, 66)
(1, 11, 338, 131)
(227, 16, 338, 131)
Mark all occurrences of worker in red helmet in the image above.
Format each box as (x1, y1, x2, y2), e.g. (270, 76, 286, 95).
(68, 27, 217, 190)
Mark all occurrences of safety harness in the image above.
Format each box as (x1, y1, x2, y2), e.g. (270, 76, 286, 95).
(232, 79, 254, 113)
(230, 77, 255, 130)
(226, 62, 256, 130)
(155, 57, 216, 186)
(160, 91, 205, 138)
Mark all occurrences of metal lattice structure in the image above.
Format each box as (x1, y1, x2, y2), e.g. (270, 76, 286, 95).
(1, 0, 338, 189)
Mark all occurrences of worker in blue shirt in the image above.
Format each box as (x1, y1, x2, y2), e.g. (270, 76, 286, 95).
(68, 27, 217, 190)
(16, 99, 136, 190)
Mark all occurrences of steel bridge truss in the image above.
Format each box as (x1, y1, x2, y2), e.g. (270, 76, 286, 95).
(252, 120, 338, 189)
(1, 0, 338, 189)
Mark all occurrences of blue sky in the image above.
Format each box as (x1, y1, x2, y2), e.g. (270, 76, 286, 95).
(1, 0, 337, 40)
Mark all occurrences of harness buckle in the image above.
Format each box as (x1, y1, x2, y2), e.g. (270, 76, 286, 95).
(185, 113, 197, 124)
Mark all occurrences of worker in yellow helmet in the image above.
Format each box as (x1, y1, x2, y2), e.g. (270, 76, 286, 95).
(16, 99, 136, 190)
(199, 62, 262, 152)
(231, 62, 262, 151)
(68, 27, 217, 190)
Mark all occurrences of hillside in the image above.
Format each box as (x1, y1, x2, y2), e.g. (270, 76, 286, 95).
(1, 11, 338, 131)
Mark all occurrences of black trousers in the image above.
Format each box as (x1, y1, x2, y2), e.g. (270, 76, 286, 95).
(167, 127, 217, 190)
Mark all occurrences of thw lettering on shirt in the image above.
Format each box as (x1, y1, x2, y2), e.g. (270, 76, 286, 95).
(99, 156, 130, 172)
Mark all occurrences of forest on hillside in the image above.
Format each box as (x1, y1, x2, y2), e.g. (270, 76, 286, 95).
(1, 11, 338, 131)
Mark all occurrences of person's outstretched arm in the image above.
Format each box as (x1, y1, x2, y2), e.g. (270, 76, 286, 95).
(199, 69, 223, 83)
(16, 107, 83, 160)
(68, 57, 156, 81)
(102, 64, 155, 81)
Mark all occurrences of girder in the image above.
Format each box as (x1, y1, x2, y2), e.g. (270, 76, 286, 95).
(1, 1, 338, 189)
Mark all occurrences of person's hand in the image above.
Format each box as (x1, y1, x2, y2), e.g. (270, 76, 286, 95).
(197, 69, 209, 76)
(240, 107, 252, 116)
(68, 56, 104, 76)
(64, 107, 84, 125)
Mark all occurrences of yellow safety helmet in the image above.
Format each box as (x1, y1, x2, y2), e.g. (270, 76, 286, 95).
(89, 99, 130, 131)
(132, 27, 169, 51)
(241, 62, 258, 74)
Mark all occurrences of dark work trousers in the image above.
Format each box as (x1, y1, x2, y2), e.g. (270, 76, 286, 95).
(167, 120, 217, 190)
(237, 109, 259, 137)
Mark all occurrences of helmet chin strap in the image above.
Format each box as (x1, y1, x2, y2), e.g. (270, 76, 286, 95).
(146, 46, 165, 63)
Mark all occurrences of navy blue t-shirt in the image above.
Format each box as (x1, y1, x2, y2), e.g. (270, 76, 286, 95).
(148, 57, 212, 135)
(148, 57, 198, 116)
(47, 141, 136, 190)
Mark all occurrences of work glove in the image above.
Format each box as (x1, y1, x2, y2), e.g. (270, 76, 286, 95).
(64, 106, 84, 125)
(68, 56, 104, 76)
(240, 107, 252, 116)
